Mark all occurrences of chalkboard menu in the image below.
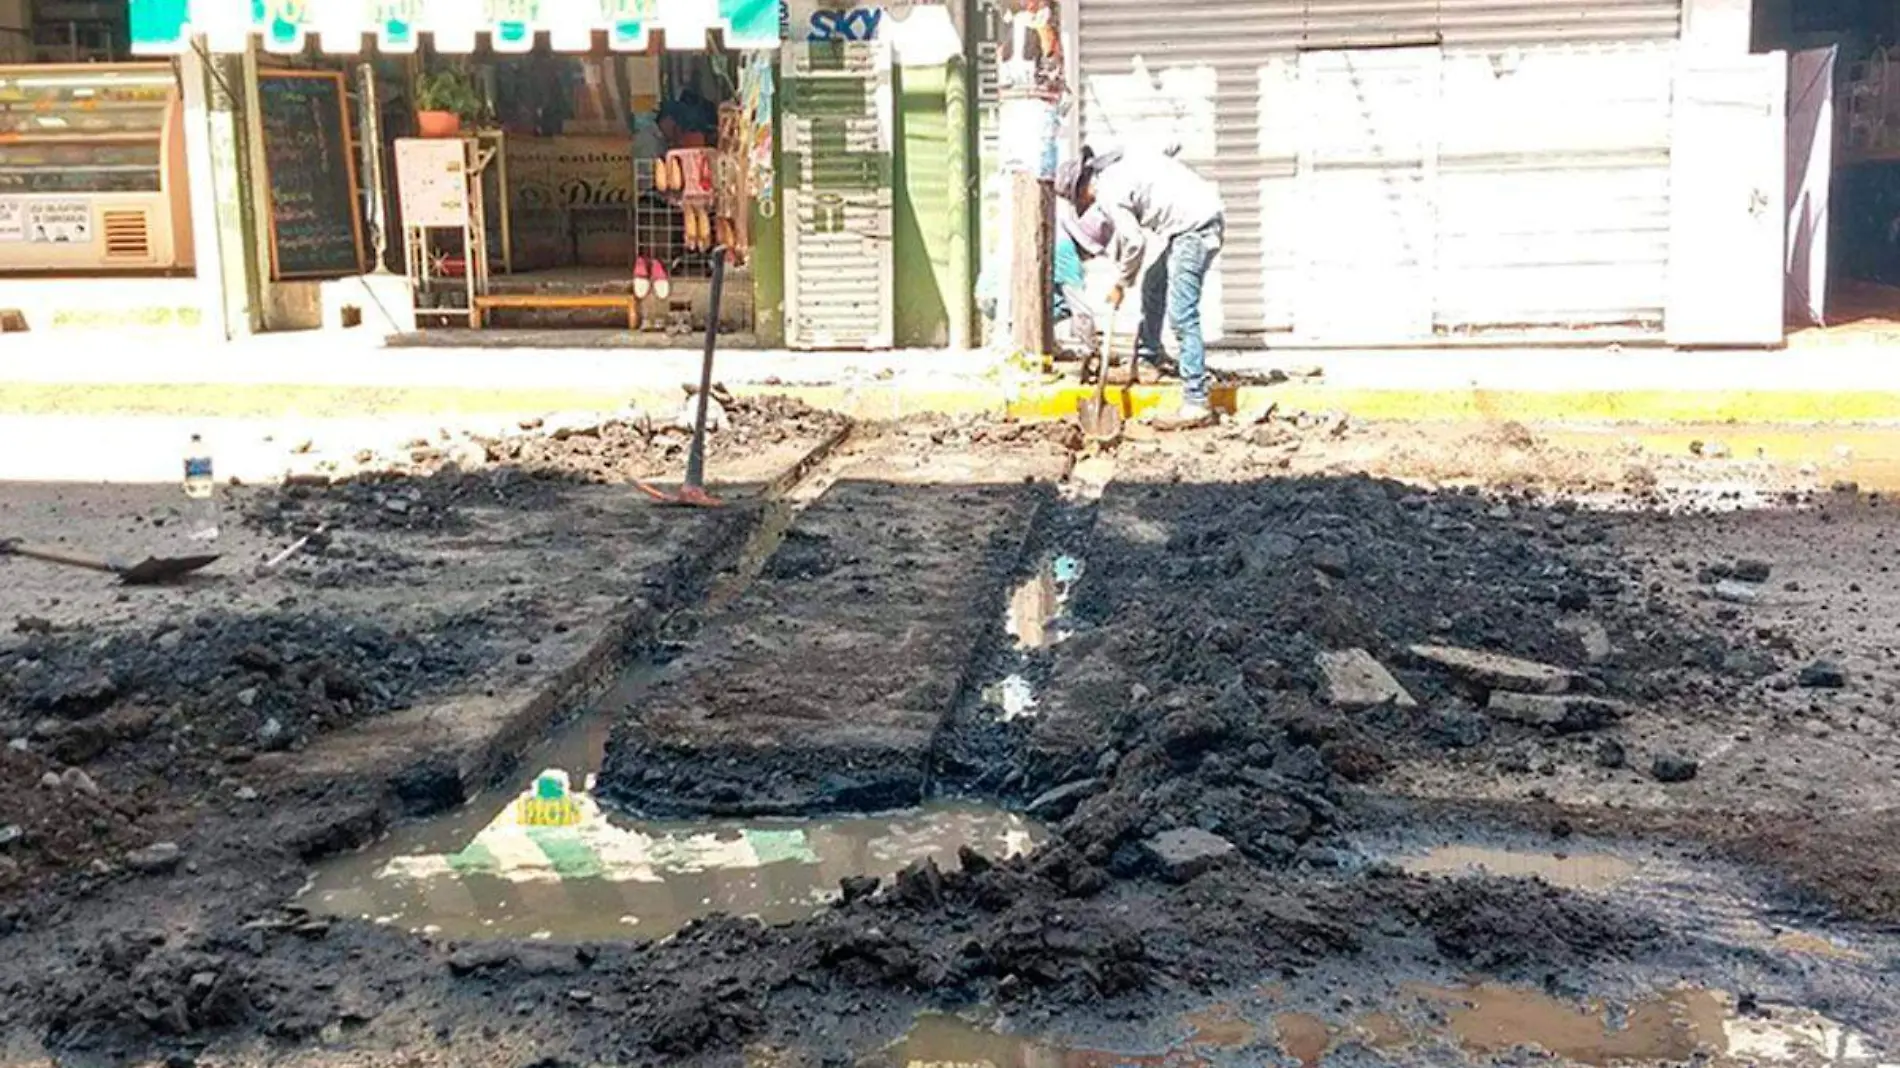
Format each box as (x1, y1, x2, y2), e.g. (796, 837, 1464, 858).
(258, 71, 364, 279)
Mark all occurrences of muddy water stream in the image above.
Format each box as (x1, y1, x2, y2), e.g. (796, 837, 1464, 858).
(300, 667, 1042, 941)
(302, 446, 1046, 942)
(875, 984, 1886, 1068)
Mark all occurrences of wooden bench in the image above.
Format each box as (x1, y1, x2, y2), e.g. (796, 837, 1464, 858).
(472, 293, 639, 329)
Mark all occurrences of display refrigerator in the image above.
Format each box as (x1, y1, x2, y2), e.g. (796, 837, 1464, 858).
(0, 63, 194, 272)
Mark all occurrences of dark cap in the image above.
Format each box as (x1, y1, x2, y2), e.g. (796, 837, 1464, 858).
(1054, 157, 1086, 202)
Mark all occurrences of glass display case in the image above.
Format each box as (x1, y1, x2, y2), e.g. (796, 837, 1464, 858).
(0, 64, 194, 271)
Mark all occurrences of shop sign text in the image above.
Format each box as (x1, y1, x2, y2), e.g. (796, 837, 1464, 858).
(805, 6, 882, 41)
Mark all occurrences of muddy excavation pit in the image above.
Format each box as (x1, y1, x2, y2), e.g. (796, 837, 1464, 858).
(2, 417, 1899, 1066)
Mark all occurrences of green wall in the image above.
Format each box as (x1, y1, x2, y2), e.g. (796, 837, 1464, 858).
(892, 57, 973, 350)
(751, 55, 785, 347)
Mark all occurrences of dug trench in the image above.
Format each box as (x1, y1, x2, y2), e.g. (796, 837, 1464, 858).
(2, 414, 1898, 1065)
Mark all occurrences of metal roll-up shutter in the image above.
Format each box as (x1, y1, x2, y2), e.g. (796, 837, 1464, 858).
(1435, 42, 1677, 335)
(1076, 0, 1683, 344)
(783, 40, 896, 350)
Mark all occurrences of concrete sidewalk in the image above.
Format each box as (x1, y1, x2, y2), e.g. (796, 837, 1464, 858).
(2, 329, 1899, 425)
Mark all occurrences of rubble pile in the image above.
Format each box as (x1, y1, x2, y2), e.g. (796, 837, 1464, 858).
(248, 394, 849, 536)
(1, 612, 486, 759)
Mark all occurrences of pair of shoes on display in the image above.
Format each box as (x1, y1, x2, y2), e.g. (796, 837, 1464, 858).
(633, 257, 672, 300)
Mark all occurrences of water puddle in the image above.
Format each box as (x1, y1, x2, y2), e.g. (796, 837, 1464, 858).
(302, 651, 1041, 942)
(1400, 844, 1640, 892)
(980, 554, 1083, 722)
(301, 767, 1041, 942)
(1006, 553, 1082, 652)
(874, 984, 1888, 1067)
(871, 1013, 1209, 1068)
(981, 674, 1040, 721)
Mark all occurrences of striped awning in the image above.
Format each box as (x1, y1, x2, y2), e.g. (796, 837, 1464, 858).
(129, 0, 781, 55)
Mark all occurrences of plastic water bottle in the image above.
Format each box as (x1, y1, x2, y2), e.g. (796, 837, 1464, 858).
(183, 434, 218, 542)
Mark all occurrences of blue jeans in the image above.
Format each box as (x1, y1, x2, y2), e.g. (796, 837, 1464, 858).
(1136, 221, 1222, 406)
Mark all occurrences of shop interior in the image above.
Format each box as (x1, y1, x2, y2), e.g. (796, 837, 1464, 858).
(1757, 0, 1900, 338)
(384, 40, 768, 339)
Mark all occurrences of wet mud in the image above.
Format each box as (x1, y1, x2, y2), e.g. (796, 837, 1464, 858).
(603, 441, 1072, 817)
(2, 416, 1899, 1066)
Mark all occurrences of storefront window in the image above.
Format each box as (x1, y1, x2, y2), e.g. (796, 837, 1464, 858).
(0, 68, 171, 195)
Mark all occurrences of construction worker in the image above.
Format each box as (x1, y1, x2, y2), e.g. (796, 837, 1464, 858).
(1055, 145, 1224, 430)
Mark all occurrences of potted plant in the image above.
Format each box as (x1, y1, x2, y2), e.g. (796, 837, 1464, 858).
(415, 69, 483, 137)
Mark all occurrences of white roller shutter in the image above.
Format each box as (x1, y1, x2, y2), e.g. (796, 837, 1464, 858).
(1075, 0, 1685, 345)
(783, 40, 896, 350)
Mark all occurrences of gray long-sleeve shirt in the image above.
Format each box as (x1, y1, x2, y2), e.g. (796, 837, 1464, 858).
(1094, 151, 1225, 287)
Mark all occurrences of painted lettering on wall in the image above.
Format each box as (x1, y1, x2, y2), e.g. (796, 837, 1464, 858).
(806, 7, 881, 41)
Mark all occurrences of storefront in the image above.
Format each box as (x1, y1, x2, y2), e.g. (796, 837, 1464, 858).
(124, 0, 985, 351)
(1757, 0, 1900, 335)
(1070, 0, 1787, 349)
(130, 0, 786, 342)
(0, 61, 194, 273)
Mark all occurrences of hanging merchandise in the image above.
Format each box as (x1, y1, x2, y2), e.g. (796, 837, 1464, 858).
(714, 102, 751, 262)
(740, 53, 776, 218)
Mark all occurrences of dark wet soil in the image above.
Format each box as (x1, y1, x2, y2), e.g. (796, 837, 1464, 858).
(2, 415, 1897, 1066)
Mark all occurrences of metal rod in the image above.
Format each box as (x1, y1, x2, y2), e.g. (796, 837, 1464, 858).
(684, 248, 728, 492)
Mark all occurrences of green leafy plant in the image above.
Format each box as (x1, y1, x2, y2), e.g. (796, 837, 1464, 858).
(415, 68, 485, 123)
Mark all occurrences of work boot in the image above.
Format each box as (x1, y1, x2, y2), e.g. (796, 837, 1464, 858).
(1152, 402, 1217, 432)
(1104, 360, 1164, 386)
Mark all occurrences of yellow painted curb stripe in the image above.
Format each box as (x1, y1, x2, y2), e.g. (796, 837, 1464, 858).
(2, 379, 1899, 426)
(1004, 385, 1900, 426)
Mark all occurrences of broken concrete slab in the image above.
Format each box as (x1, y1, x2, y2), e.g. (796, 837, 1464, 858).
(1410, 644, 1573, 695)
(1486, 692, 1626, 734)
(1141, 828, 1237, 883)
(1316, 649, 1417, 711)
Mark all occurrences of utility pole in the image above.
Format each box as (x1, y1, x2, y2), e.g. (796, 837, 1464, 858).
(996, 0, 1062, 364)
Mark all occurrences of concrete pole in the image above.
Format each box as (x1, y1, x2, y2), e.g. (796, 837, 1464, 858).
(996, 0, 1061, 364)
(178, 41, 259, 339)
(1007, 166, 1052, 358)
(240, 41, 277, 328)
(944, 55, 972, 351)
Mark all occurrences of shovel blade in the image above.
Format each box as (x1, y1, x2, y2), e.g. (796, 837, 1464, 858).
(117, 554, 220, 585)
(1077, 395, 1124, 444)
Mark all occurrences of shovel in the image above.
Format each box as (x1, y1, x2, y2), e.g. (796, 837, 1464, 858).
(1076, 313, 1124, 446)
(0, 538, 219, 586)
(638, 247, 727, 509)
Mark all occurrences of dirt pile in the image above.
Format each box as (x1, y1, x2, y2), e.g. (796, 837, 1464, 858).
(482, 393, 848, 484)
(1001, 475, 1777, 806)
(1, 610, 488, 762)
(246, 395, 849, 537)
(0, 745, 156, 902)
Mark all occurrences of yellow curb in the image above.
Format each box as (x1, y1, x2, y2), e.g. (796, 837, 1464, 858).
(1254, 387, 1900, 426)
(3, 378, 1900, 428)
(1005, 385, 1900, 426)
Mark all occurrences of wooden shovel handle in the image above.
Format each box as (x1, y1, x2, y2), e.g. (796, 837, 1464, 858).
(0, 541, 118, 573)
